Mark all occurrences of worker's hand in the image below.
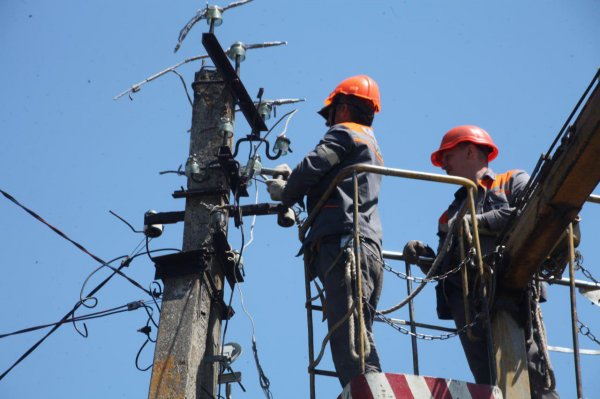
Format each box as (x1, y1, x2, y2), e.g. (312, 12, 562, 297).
(266, 178, 287, 201)
(273, 163, 292, 179)
(443, 214, 486, 233)
(403, 240, 436, 273)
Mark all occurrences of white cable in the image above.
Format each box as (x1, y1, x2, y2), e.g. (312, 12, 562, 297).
(242, 181, 260, 252)
(277, 109, 298, 138)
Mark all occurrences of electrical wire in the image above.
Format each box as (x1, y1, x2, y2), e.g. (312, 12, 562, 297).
(135, 302, 161, 372)
(79, 237, 153, 304)
(1, 189, 106, 265)
(276, 109, 297, 139)
(170, 70, 193, 107)
(0, 189, 152, 295)
(243, 178, 260, 252)
(217, 195, 245, 399)
(233, 222, 273, 398)
(109, 210, 143, 233)
(0, 247, 175, 381)
(253, 109, 298, 155)
(74, 236, 152, 336)
(0, 300, 156, 339)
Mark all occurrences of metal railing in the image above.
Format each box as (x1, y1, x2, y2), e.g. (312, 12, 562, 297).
(299, 167, 599, 399)
(299, 164, 492, 398)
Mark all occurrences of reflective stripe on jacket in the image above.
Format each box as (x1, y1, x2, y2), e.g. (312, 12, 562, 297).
(282, 122, 384, 249)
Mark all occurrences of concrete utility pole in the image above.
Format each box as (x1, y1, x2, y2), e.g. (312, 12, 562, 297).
(149, 68, 233, 399)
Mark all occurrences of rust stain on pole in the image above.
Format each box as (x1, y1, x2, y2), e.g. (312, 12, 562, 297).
(149, 356, 184, 399)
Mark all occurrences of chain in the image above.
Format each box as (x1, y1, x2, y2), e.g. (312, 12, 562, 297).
(578, 320, 600, 346)
(376, 311, 482, 341)
(360, 238, 469, 283)
(575, 252, 599, 284)
(379, 252, 472, 283)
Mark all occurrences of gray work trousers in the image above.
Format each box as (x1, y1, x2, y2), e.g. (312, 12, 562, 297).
(446, 287, 560, 399)
(309, 236, 384, 387)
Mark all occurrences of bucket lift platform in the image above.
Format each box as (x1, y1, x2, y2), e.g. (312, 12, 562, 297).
(338, 372, 503, 399)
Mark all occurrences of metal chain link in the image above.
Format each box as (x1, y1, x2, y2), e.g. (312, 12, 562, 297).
(380, 252, 471, 283)
(376, 310, 482, 341)
(381, 258, 463, 283)
(575, 252, 599, 284)
(578, 320, 600, 346)
(362, 240, 471, 283)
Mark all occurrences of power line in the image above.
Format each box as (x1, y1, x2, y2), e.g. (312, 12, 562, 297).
(0, 299, 158, 339)
(0, 188, 153, 297)
(0, 248, 176, 381)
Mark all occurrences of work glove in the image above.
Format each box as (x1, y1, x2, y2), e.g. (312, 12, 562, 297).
(403, 240, 436, 274)
(266, 178, 287, 201)
(272, 163, 292, 179)
(443, 214, 487, 233)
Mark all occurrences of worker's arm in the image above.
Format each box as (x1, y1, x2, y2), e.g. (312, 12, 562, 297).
(478, 170, 530, 231)
(281, 129, 353, 207)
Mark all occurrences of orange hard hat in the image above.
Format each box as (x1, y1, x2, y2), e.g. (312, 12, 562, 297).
(318, 75, 381, 118)
(431, 125, 499, 167)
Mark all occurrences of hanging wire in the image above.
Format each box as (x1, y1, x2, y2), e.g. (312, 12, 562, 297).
(253, 109, 298, 156)
(218, 196, 246, 399)
(135, 301, 161, 372)
(0, 247, 176, 381)
(170, 70, 194, 106)
(226, 196, 273, 399)
(109, 210, 143, 233)
(243, 172, 260, 252)
(0, 189, 152, 295)
(276, 109, 297, 138)
(113, 54, 210, 100)
(79, 237, 152, 307)
(0, 300, 153, 339)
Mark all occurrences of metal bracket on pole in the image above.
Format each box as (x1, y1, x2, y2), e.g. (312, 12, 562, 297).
(172, 186, 229, 199)
(227, 202, 288, 227)
(152, 249, 211, 280)
(145, 211, 185, 226)
(202, 32, 267, 137)
(213, 229, 244, 289)
(217, 145, 249, 198)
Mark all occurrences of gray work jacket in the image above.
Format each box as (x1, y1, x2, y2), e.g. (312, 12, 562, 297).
(435, 168, 530, 319)
(282, 122, 384, 250)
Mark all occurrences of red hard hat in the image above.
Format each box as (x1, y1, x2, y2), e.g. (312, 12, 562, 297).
(318, 75, 381, 118)
(431, 125, 499, 167)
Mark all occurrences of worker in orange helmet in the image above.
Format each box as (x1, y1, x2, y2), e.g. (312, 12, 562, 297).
(267, 75, 385, 387)
(403, 125, 559, 398)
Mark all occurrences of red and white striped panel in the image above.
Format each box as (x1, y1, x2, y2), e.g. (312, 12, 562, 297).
(337, 372, 503, 399)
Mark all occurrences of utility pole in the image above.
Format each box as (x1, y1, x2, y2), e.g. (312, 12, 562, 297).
(148, 67, 233, 399)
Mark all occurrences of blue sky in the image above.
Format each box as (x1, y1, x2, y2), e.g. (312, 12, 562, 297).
(1, 1, 599, 398)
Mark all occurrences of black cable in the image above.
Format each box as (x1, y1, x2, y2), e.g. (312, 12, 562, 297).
(170, 70, 194, 107)
(0, 189, 151, 295)
(135, 339, 153, 371)
(150, 281, 163, 314)
(79, 256, 153, 299)
(217, 197, 245, 399)
(0, 254, 124, 381)
(135, 304, 160, 372)
(109, 210, 143, 233)
(0, 247, 175, 381)
(0, 301, 145, 339)
(0, 189, 106, 265)
(234, 207, 274, 399)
